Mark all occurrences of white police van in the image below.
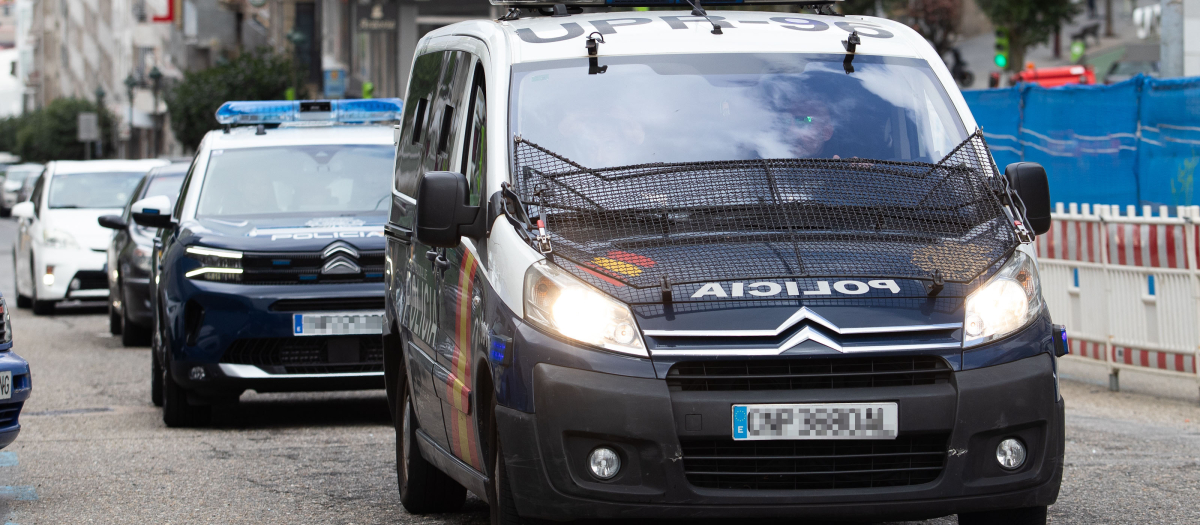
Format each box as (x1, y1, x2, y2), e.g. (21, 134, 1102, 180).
(132, 99, 403, 426)
(383, 2, 1065, 524)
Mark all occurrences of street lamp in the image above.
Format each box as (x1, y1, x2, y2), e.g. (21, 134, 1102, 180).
(124, 74, 137, 159)
(148, 66, 163, 158)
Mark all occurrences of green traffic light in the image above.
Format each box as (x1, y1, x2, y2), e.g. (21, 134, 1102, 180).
(994, 55, 1008, 68)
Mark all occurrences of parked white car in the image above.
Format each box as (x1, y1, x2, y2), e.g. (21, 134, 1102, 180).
(12, 160, 169, 315)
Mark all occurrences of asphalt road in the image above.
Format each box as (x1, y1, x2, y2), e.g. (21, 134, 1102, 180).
(0, 218, 1195, 524)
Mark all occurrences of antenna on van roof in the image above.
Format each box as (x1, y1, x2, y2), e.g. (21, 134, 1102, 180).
(685, 0, 723, 35)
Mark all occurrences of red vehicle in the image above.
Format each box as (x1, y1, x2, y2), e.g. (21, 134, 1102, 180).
(1010, 64, 1097, 87)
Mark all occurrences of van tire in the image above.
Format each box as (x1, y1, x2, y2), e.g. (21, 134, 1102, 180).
(490, 440, 522, 525)
(958, 506, 1047, 525)
(397, 381, 465, 514)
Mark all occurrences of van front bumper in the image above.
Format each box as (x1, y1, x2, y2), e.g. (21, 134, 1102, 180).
(496, 353, 1064, 521)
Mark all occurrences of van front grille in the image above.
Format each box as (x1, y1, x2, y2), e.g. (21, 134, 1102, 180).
(681, 434, 949, 490)
(221, 336, 384, 374)
(667, 356, 952, 392)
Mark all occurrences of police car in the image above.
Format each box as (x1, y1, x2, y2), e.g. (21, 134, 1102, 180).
(133, 99, 401, 427)
(384, 2, 1064, 524)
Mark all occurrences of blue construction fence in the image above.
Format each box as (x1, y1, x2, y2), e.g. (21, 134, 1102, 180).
(963, 75, 1200, 209)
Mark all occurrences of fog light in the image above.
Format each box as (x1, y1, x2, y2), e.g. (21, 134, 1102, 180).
(70, 278, 81, 290)
(996, 438, 1027, 470)
(189, 366, 206, 381)
(42, 272, 55, 286)
(588, 447, 621, 480)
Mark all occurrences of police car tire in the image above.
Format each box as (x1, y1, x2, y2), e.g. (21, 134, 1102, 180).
(162, 356, 211, 428)
(491, 440, 522, 525)
(397, 382, 466, 513)
(958, 505, 1047, 525)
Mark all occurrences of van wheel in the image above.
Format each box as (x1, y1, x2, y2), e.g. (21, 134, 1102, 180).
(397, 381, 465, 513)
(490, 440, 522, 525)
(161, 356, 210, 427)
(958, 506, 1047, 525)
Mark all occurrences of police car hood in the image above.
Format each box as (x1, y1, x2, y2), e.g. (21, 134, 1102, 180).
(182, 215, 386, 252)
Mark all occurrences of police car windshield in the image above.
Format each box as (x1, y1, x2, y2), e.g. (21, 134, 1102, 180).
(48, 172, 145, 209)
(196, 144, 393, 218)
(511, 53, 967, 168)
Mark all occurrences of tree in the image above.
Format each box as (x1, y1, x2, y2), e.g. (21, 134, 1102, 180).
(978, 0, 1080, 72)
(13, 99, 116, 162)
(166, 50, 306, 150)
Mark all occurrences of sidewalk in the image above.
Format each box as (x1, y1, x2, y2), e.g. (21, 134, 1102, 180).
(954, 0, 1161, 89)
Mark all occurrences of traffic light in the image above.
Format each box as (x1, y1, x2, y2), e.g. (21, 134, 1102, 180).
(994, 29, 1010, 69)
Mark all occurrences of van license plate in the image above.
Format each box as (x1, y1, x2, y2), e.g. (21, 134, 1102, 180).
(732, 403, 898, 440)
(293, 312, 384, 336)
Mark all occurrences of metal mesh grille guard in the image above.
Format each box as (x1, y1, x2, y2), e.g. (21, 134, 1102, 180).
(512, 130, 1019, 293)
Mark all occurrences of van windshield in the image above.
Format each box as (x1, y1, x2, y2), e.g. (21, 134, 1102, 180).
(196, 145, 393, 218)
(510, 53, 968, 169)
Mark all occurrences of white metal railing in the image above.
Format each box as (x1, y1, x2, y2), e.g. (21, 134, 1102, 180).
(1038, 203, 1200, 396)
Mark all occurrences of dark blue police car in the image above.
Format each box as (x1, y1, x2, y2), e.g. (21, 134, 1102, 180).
(133, 100, 401, 426)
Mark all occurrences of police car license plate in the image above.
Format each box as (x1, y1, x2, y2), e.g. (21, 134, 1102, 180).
(293, 312, 384, 336)
(732, 403, 898, 440)
(0, 371, 11, 400)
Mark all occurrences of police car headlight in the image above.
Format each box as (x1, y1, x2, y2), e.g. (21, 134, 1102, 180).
(184, 245, 243, 282)
(524, 261, 646, 357)
(963, 251, 1043, 348)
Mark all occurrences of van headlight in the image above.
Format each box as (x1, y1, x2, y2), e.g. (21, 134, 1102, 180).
(963, 251, 1044, 348)
(43, 228, 80, 250)
(184, 245, 243, 282)
(523, 261, 646, 357)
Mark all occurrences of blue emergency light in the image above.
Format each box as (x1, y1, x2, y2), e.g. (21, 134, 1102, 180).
(214, 99, 404, 125)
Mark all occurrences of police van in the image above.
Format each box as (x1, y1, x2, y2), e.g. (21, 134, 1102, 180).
(384, 2, 1065, 524)
(132, 99, 402, 427)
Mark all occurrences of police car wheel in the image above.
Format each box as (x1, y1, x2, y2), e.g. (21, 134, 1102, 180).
(162, 355, 211, 428)
(397, 381, 466, 513)
(958, 506, 1047, 525)
(491, 439, 522, 525)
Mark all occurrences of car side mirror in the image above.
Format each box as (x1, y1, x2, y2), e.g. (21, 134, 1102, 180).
(98, 215, 128, 230)
(10, 201, 32, 219)
(1004, 162, 1052, 236)
(130, 195, 174, 229)
(415, 171, 485, 248)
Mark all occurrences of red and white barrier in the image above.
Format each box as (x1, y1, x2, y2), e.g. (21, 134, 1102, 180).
(1038, 203, 1200, 390)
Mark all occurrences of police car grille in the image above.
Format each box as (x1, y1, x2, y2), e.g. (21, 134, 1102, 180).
(221, 336, 384, 374)
(241, 251, 385, 285)
(667, 356, 952, 391)
(681, 433, 948, 490)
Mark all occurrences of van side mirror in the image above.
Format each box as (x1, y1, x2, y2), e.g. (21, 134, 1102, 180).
(415, 171, 485, 248)
(130, 195, 174, 229)
(98, 215, 128, 230)
(10, 201, 32, 220)
(1004, 162, 1051, 236)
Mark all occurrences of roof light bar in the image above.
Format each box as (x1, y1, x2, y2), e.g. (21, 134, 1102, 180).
(215, 99, 404, 125)
(490, 0, 839, 6)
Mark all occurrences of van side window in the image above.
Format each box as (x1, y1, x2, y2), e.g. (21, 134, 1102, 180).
(460, 63, 486, 207)
(395, 51, 447, 198)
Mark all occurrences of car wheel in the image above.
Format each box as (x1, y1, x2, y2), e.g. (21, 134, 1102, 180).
(30, 272, 54, 316)
(397, 381, 466, 514)
(959, 506, 1048, 525)
(161, 354, 211, 427)
(121, 300, 151, 347)
(13, 252, 30, 308)
(109, 300, 122, 335)
(150, 349, 163, 407)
